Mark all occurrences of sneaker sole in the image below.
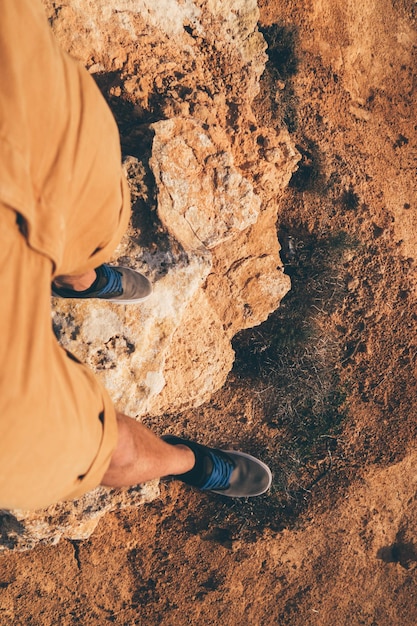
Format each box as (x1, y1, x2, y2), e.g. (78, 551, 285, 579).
(51, 287, 153, 304)
(100, 289, 153, 304)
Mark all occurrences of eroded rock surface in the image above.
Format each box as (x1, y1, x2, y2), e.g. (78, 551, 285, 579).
(1, 0, 298, 549)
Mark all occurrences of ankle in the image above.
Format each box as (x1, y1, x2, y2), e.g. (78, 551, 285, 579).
(53, 269, 97, 292)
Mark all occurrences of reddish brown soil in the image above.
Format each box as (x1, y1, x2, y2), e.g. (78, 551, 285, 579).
(1, 1, 417, 624)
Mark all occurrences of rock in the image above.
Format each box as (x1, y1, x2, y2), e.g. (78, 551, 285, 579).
(150, 118, 261, 251)
(0, 483, 159, 551)
(0, 0, 299, 550)
(148, 290, 235, 415)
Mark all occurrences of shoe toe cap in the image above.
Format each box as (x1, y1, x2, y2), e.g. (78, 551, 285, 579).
(212, 450, 272, 497)
(118, 266, 153, 302)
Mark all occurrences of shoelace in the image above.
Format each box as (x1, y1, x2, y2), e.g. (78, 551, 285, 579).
(200, 450, 235, 491)
(96, 264, 123, 296)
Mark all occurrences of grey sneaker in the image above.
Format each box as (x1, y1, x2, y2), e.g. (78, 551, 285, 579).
(162, 435, 272, 498)
(52, 263, 152, 304)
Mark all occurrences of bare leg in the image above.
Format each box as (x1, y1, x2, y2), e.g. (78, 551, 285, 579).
(53, 269, 97, 291)
(101, 413, 195, 487)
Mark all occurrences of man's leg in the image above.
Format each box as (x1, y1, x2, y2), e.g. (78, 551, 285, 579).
(53, 269, 97, 291)
(101, 414, 195, 487)
(102, 413, 273, 499)
(52, 263, 152, 304)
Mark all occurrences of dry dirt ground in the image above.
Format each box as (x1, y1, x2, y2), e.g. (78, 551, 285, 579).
(1, 1, 417, 624)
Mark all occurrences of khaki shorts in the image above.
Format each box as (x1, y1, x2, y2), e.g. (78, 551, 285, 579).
(0, 1, 131, 509)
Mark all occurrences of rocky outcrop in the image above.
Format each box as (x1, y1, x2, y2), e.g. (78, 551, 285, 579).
(0, 0, 298, 550)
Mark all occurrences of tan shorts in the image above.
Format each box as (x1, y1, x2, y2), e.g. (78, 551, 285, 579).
(0, 1, 131, 509)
